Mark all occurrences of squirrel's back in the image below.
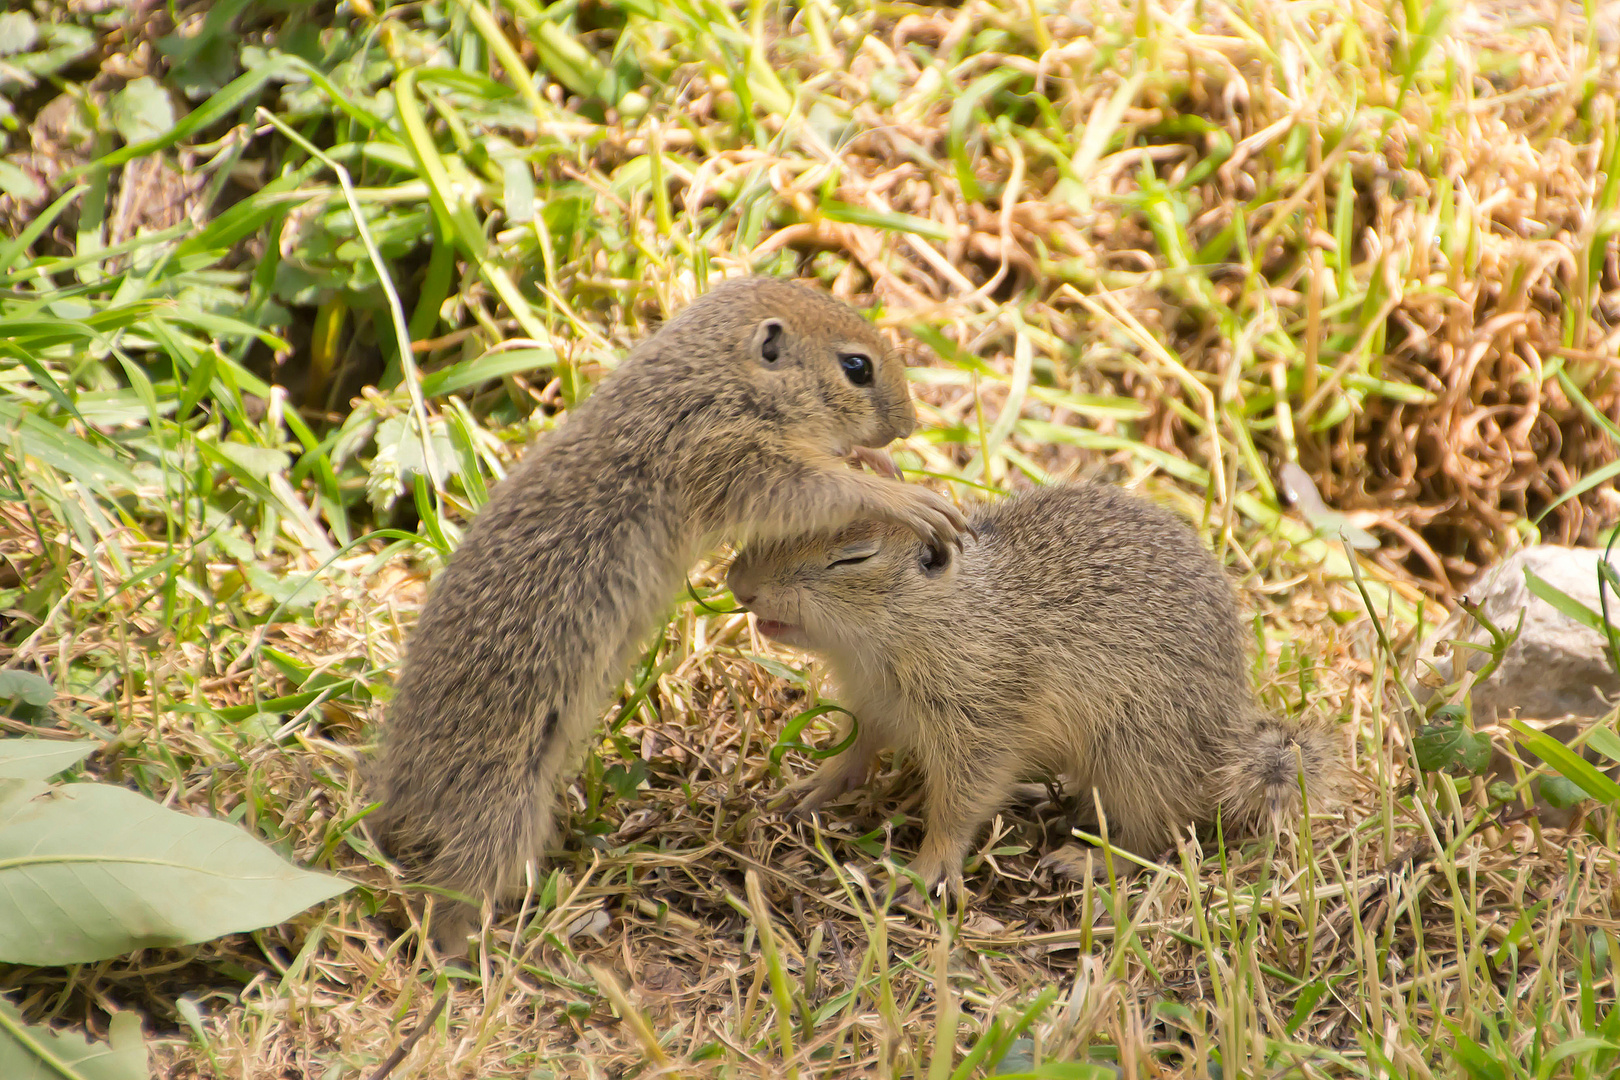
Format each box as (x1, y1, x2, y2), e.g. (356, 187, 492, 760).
(970, 485, 1342, 848)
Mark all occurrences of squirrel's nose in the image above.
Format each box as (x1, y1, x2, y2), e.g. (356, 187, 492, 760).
(730, 586, 756, 608)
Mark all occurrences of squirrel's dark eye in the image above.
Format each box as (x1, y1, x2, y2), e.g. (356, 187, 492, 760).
(919, 542, 951, 576)
(838, 352, 874, 386)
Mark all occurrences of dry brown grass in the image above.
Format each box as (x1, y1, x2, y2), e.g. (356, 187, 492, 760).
(3, 0, 1619, 1076)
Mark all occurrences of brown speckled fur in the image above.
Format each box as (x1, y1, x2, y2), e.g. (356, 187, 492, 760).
(726, 483, 1344, 892)
(371, 277, 967, 908)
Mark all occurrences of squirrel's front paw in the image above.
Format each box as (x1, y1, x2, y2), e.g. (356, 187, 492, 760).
(892, 486, 971, 551)
(892, 855, 964, 912)
(773, 769, 859, 817)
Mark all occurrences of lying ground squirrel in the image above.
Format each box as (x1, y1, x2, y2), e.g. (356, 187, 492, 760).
(726, 482, 1344, 896)
(372, 276, 968, 919)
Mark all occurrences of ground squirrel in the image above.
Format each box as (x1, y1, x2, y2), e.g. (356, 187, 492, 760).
(372, 276, 968, 912)
(726, 482, 1343, 895)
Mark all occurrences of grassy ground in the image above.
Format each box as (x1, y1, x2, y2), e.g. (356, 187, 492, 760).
(2, 0, 1619, 1076)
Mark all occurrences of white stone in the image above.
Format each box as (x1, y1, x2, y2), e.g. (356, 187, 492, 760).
(1415, 545, 1620, 723)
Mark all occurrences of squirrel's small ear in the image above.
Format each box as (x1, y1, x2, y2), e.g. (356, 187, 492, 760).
(919, 541, 952, 577)
(752, 319, 785, 365)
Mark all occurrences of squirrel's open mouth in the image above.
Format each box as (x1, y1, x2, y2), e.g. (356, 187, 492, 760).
(751, 618, 804, 646)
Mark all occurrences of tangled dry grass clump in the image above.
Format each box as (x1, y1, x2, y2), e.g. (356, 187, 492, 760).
(738, 0, 1620, 591)
(1, 0, 1618, 1076)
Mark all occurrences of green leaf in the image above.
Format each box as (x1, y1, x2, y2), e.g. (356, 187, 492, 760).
(109, 77, 178, 146)
(820, 200, 953, 243)
(1535, 458, 1620, 525)
(1406, 718, 1458, 767)
(420, 348, 558, 398)
(0, 738, 97, 780)
(1586, 724, 1620, 764)
(366, 415, 455, 512)
(1456, 730, 1494, 774)
(0, 400, 140, 497)
(66, 53, 302, 180)
(1286, 980, 1331, 1035)
(1441, 1021, 1508, 1080)
(1429, 702, 1468, 725)
(1413, 722, 1492, 775)
(948, 70, 1021, 204)
(738, 652, 807, 686)
(771, 704, 858, 767)
(501, 153, 535, 224)
(1524, 568, 1609, 634)
(992, 1040, 1036, 1075)
(14, 23, 93, 79)
(524, 15, 610, 98)
(1540, 776, 1588, 810)
(0, 670, 55, 709)
(215, 441, 292, 482)
(0, 183, 85, 274)
(1510, 719, 1620, 806)
(0, 998, 149, 1080)
(241, 564, 325, 611)
(992, 1063, 1118, 1080)
(0, 11, 39, 55)
(0, 779, 352, 965)
(0, 161, 43, 203)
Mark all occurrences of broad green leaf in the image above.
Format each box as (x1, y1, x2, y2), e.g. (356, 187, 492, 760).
(1429, 703, 1469, 725)
(1413, 722, 1492, 775)
(501, 153, 535, 224)
(1285, 980, 1332, 1035)
(242, 564, 325, 610)
(1540, 776, 1588, 810)
(0, 998, 148, 1080)
(1455, 731, 1494, 774)
(109, 77, 178, 146)
(0, 779, 352, 965)
(0, 161, 43, 202)
(215, 441, 292, 482)
(0, 738, 96, 780)
(0, 11, 39, 55)
(0, 670, 55, 709)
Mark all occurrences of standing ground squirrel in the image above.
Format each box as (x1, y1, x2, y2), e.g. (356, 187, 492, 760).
(726, 482, 1344, 895)
(372, 276, 968, 911)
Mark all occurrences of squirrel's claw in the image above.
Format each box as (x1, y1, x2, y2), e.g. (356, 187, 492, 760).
(852, 445, 903, 480)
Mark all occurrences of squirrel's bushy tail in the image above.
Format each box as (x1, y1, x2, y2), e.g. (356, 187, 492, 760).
(1214, 713, 1345, 834)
